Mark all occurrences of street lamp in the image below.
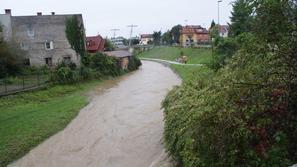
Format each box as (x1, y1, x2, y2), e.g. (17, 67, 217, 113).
(218, 0, 222, 25)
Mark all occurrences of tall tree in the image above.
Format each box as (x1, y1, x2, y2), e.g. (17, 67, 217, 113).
(153, 31, 162, 45)
(210, 20, 216, 29)
(65, 16, 86, 58)
(170, 25, 182, 44)
(162, 30, 172, 45)
(229, 0, 253, 37)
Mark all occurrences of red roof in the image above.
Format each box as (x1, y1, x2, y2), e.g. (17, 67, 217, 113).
(219, 25, 229, 33)
(140, 34, 153, 38)
(86, 35, 105, 52)
(181, 25, 208, 34)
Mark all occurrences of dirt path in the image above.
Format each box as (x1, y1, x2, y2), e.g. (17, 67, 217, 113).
(8, 61, 181, 167)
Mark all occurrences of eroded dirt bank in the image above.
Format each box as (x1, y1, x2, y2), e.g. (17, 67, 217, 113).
(8, 61, 181, 167)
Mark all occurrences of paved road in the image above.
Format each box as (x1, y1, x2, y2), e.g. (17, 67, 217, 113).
(8, 61, 181, 167)
(140, 58, 204, 66)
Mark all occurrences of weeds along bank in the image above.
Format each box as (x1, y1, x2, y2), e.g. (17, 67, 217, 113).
(52, 52, 142, 84)
(162, 1, 297, 166)
(163, 34, 297, 166)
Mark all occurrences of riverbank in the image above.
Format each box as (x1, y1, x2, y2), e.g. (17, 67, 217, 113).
(0, 79, 110, 167)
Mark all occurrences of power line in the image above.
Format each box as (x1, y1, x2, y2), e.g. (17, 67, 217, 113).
(110, 29, 120, 39)
(127, 24, 138, 47)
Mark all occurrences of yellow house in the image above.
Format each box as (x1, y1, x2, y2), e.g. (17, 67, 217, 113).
(180, 25, 210, 47)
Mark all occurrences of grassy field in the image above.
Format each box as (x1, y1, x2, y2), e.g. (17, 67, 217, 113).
(170, 65, 212, 81)
(138, 46, 213, 64)
(0, 80, 102, 167)
(138, 46, 213, 81)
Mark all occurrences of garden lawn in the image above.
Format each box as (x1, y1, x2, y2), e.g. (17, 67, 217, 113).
(0, 80, 102, 167)
(170, 65, 212, 81)
(138, 46, 213, 64)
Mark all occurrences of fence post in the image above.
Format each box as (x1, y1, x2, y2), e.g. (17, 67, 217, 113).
(22, 75, 25, 90)
(37, 72, 40, 86)
(4, 75, 7, 93)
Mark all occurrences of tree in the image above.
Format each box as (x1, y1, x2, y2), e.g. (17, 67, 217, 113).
(131, 38, 140, 45)
(229, 0, 254, 37)
(210, 20, 216, 29)
(65, 16, 86, 58)
(162, 30, 172, 45)
(104, 38, 115, 51)
(170, 25, 182, 44)
(153, 31, 162, 45)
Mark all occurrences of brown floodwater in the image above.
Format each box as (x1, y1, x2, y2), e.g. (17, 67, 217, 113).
(8, 61, 181, 167)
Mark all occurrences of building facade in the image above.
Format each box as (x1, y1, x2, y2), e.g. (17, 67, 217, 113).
(104, 50, 132, 70)
(219, 25, 229, 38)
(180, 25, 210, 47)
(139, 34, 153, 45)
(0, 9, 85, 67)
(86, 35, 105, 53)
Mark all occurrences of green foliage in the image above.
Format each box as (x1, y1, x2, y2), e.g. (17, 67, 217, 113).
(65, 16, 85, 57)
(162, 30, 173, 45)
(128, 56, 142, 71)
(229, 0, 254, 37)
(104, 38, 115, 51)
(0, 41, 25, 78)
(153, 31, 162, 45)
(86, 52, 122, 76)
(52, 66, 79, 84)
(209, 36, 239, 70)
(163, 0, 297, 166)
(210, 20, 216, 29)
(170, 25, 182, 44)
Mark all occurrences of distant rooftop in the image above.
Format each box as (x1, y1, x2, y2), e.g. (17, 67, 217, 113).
(104, 50, 132, 58)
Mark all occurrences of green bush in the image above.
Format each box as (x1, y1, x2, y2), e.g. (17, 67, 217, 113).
(86, 52, 122, 76)
(128, 56, 142, 71)
(163, 32, 297, 166)
(79, 65, 101, 80)
(51, 66, 79, 84)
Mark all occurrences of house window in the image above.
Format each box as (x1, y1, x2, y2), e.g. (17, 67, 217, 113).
(63, 56, 71, 64)
(23, 59, 30, 66)
(45, 41, 54, 50)
(27, 25, 35, 37)
(20, 42, 29, 50)
(45, 57, 53, 66)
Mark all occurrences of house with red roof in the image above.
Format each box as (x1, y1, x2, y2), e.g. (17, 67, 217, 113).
(179, 25, 210, 47)
(219, 25, 229, 38)
(140, 34, 153, 45)
(86, 35, 105, 53)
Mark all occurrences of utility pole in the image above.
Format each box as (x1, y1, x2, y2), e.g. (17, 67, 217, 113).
(218, 0, 222, 25)
(127, 24, 138, 47)
(110, 29, 120, 40)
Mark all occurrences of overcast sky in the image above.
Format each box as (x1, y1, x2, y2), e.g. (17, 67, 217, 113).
(1, 0, 233, 38)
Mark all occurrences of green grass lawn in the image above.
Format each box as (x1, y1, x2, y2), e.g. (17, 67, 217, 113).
(170, 65, 212, 81)
(0, 80, 102, 167)
(138, 46, 213, 81)
(138, 46, 213, 64)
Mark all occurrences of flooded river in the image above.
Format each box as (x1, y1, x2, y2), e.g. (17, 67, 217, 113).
(9, 61, 181, 167)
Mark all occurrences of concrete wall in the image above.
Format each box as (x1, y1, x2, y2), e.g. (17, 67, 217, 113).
(121, 57, 129, 70)
(0, 13, 85, 67)
(0, 14, 12, 41)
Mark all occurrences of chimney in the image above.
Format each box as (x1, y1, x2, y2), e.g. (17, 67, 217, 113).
(37, 12, 42, 16)
(5, 9, 11, 15)
(51, 12, 55, 15)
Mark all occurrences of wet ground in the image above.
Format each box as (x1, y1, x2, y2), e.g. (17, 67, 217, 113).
(8, 61, 181, 167)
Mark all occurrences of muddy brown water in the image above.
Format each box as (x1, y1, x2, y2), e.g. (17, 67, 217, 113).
(8, 61, 181, 167)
